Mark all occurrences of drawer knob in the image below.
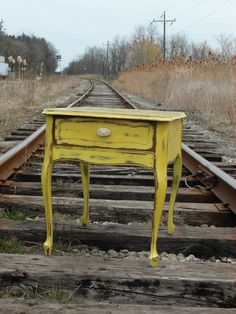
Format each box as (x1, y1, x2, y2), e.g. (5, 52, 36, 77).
(97, 128, 111, 137)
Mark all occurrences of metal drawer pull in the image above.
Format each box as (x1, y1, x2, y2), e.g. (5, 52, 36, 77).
(96, 128, 111, 137)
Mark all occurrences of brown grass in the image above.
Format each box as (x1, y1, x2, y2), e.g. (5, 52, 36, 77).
(0, 76, 89, 140)
(114, 58, 236, 139)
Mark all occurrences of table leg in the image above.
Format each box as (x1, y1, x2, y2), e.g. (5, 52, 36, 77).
(150, 124, 168, 267)
(42, 154, 53, 256)
(167, 154, 182, 234)
(42, 116, 54, 256)
(150, 166, 168, 267)
(80, 162, 90, 225)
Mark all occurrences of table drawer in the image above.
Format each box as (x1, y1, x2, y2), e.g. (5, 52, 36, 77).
(55, 117, 154, 150)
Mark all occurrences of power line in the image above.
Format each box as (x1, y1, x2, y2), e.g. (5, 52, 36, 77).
(165, 0, 183, 12)
(177, 0, 231, 34)
(166, 0, 179, 10)
(187, 0, 231, 30)
(167, 0, 185, 11)
(176, 0, 205, 19)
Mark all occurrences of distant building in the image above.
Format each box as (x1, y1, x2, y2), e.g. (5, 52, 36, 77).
(0, 56, 8, 78)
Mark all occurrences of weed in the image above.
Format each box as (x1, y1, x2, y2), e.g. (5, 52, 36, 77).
(0, 288, 12, 299)
(0, 286, 33, 298)
(0, 286, 72, 301)
(0, 236, 25, 253)
(96, 287, 112, 302)
(43, 288, 71, 301)
(2, 209, 26, 221)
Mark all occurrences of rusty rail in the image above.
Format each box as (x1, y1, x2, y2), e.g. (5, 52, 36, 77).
(101, 80, 137, 109)
(0, 125, 45, 182)
(182, 143, 236, 214)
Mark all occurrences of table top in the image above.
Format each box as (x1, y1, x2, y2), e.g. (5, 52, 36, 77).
(43, 107, 186, 122)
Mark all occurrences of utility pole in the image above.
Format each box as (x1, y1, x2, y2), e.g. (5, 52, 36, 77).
(151, 11, 176, 59)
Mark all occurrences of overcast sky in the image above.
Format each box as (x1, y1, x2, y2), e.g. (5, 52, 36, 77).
(1, 0, 235, 68)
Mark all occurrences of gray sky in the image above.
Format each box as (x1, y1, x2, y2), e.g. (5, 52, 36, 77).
(1, 0, 235, 68)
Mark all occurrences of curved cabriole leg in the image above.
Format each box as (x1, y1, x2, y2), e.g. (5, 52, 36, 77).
(42, 157, 53, 256)
(150, 123, 168, 268)
(42, 115, 54, 256)
(150, 167, 168, 267)
(80, 162, 90, 225)
(167, 154, 182, 234)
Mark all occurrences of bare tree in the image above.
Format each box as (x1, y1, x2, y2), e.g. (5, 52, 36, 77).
(130, 24, 161, 66)
(216, 34, 236, 60)
(191, 41, 212, 60)
(147, 23, 159, 44)
(168, 34, 190, 58)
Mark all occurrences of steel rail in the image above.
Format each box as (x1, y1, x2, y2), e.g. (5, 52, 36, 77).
(0, 80, 94, 182)
(95, 80, 137, 109)
(182, 143, 236, 214)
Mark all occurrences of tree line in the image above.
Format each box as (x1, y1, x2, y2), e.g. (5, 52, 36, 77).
(64, 24, 236, 77)
(0, 19, 58, 75)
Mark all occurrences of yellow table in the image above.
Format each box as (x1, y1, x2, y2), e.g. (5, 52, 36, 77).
(42, 107, 185, 267)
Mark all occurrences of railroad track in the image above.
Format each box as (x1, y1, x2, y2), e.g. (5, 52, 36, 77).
(0, 79, 236, 313)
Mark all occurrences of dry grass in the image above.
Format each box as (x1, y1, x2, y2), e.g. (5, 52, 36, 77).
(0, 76, 89, 140)
(114, 58, 236, 139)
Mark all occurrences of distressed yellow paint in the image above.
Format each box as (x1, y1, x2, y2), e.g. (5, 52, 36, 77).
(55, 117, 154, 150)
(43, 106, 185, 122)
(80, 163, 90, 225)
(42, 106, 185, 267)
(41, 115, 54, 256)
(167, 119, 183, 163)
(53, 146, 154, 168)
